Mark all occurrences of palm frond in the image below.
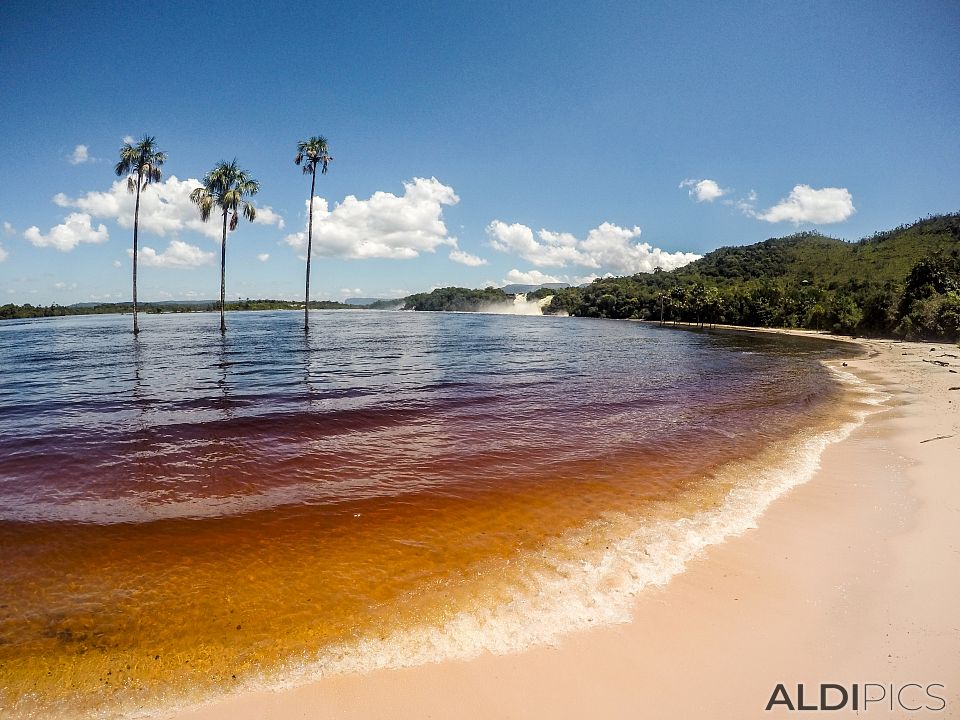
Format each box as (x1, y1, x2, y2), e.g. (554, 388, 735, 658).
(192, 159, 260, 228)
(242, 202, 256, 223)
(118, 136, 166, 183)
(190, 187, 214, 222)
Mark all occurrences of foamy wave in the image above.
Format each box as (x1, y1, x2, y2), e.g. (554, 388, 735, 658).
(217, 369, 887, 698)
(825, 362, 892, 406)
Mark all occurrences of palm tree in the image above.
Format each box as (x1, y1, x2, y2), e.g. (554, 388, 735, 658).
(294, 136, 333, 330)
(115, 136, 166, 334)
(190, 160, 259, 333)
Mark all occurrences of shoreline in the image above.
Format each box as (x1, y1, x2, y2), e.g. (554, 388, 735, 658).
(170, 330, 960, 719)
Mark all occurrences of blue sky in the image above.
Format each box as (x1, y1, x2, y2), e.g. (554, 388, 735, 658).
(1, 1, 958, 305)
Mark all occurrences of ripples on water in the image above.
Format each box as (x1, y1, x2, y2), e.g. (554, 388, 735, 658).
(0, 311, 856, 717)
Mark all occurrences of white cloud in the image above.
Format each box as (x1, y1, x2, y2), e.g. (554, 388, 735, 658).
(340, 287, 363, 296)
(252, 206, 285, 230)
(488, 220, 700, 274)
(68, 144, 90, 165)
(257, 252, 270, 262)
(122, 135, 134, 144)
(112, 260, 122, 268)
(449, 249, 488, 266)
(680, 178, 728, 202)
(504, 268, 564, 285)
(55, 175, 228, 241)
(54, 281, 78, 290)
(284, 177, 459, 260)
(581, 223, 701, 273)
(487, 220, 584, 267)
(2, 222, 14, 237)
(728, 189, 759, 215)
(0, 245, 7, 263)
(24, 213, 109, 251)
(753, 184, 855, 224)
(128, 239, 214, 269)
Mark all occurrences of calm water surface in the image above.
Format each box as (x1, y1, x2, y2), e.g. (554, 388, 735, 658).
(0, 310, 855, 717)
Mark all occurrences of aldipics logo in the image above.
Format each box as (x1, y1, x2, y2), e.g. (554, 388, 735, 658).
(765, 683, 947, 712)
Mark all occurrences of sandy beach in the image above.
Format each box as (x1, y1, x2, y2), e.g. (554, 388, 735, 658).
(173, 331, 959, 720)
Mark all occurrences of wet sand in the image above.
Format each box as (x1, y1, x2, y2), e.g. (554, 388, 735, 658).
(174, 332, 960, 719)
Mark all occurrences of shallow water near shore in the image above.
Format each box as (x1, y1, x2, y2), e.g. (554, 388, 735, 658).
(0, 311, 870, 718)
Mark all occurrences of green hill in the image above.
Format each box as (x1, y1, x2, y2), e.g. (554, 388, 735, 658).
(681, 215, 958, 288)
(547, 214, 960, 340)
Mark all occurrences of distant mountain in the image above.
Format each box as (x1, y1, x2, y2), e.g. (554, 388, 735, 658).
(501, 282, 570, 294)
(343, 297, 387, 306)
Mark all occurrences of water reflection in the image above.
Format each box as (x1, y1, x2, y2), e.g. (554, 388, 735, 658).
(0, 311, 847, 525)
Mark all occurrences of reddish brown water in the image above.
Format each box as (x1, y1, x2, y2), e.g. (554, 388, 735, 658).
(0, 311, 859, 718)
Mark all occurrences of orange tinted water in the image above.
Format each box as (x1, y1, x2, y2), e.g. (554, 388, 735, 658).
(0, 312, 857, 717)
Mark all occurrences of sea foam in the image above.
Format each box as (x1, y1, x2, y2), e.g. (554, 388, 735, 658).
(172, 363, 888, 713)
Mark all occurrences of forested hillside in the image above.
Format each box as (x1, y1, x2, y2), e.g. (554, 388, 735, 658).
(546, 214, 960, 341)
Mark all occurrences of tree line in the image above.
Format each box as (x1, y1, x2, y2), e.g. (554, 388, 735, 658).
(544, 214, 960, 342)
(0, 299, 360, 321)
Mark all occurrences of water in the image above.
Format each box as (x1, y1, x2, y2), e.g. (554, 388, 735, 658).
(0, 311, 867, 718)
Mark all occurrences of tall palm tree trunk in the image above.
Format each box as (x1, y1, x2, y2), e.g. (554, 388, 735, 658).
(132, 175, 142, 335)
(220, 210, 228, 333)
(304, 168, 316, 330)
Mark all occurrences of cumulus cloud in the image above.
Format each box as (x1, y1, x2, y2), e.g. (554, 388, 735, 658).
(504, 268, 564, 285)
(54, 176, 288, 239)
(0, 245, 7, 263)
(680, 178, 727, 202)
(68, 144, 90, 165)
(487, 221, 584, 267)
(112, 260, 122, 268)
(3, 222, 15, 237)
(753, 184, 855, 224)
(128, 240, 214, 268)
(487, 220, 700, 274)
(284, 177, 459, 260)
(449, 249, 488, 266)
(257, 252, 270, 262)
(24, 213, 109, 251)
(252, 206, 285, 230)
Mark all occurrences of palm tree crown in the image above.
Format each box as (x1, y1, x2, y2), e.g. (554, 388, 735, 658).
(190, 160, 259, 333)
(294, 136, 332, 330)
(294, 136, 332, 176)
(190, 159, 259, 229)
(115, 135, 166, 334)
(115, 135, 166, 189)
